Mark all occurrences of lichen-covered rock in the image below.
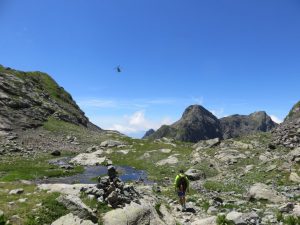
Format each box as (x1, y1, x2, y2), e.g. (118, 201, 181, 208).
(51, 213, 97, 225)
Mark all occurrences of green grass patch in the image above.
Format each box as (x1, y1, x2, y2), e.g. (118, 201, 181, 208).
(204, 180, 245, 194)
(25, 192, 69, 225)
(0, 154, 84, 182)
(216, 214, 234, 225)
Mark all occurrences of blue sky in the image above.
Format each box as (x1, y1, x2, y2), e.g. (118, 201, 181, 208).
(1, 0, 300, 137)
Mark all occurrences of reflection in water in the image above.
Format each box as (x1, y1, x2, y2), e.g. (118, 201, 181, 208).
(37, 163, 150, 184)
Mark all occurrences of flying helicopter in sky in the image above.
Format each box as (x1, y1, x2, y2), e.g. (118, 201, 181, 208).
(115, 65, 122, 73)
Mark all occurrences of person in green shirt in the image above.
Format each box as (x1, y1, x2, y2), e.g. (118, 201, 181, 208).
(174, 169, 189, 211)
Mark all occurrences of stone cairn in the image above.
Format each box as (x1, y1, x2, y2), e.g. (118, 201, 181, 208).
(81, 165, 140, 208)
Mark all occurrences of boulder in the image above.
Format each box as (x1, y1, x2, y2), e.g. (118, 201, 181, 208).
(9, 189, 24, 195)
(247, 183, 286, 203)
(51, 213, 97, 225)
(51, 150, 61, 156)
(102, 200, 165, 225)
(215, 150, 246, 163)
(70, 150, 106, 166)
(56, 195, 97, 222)
(191, 216, 217, 225)
(160, 149, 172, 153)
(288, 147, 300, 162)
(289, 172, 300, 183)
(226, 211, 259, 225)
(279, 202, 294, 213)
(100, 140, 124, 148)
(156, 155, 178, 166)
(193, 138, 221, 150)
(185, 168, 206, 181)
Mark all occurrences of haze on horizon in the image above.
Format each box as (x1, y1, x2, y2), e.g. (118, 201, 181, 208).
(0, 0, 300, 137)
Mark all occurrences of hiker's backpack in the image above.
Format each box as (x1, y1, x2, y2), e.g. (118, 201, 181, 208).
(177, 175, 188, 191)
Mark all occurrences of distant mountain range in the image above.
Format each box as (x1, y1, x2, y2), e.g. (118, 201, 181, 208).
(144, 105, 277, 142)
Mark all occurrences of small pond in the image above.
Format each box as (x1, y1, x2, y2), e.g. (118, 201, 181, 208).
(36, 158, 150, 184)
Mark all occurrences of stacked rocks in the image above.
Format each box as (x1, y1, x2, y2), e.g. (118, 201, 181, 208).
(81, 165, 140, 208)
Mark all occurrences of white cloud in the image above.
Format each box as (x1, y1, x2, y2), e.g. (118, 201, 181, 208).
(270, 115, 283, 124)
(78, 97, 205, 110)
(107, 110, 174, 135)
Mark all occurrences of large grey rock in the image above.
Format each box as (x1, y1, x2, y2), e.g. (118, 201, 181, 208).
(247, 183, 286, 203)
(215, 150, 246, 163)
(9, 189, 24, 195)
(56, 195, 97, 222)
(185, 168, 205, 181)
(51, 213, 97, 225)
(289, 172, 300, 183)
(102, 200, 165, 225)
(226, 211, 259, 225)
(100, 140, 124, 148)
(193, 138, 221, 150)
(70, 150, 106, 166)
(156, 155, 178, 166)
(191, 216, 217, 225)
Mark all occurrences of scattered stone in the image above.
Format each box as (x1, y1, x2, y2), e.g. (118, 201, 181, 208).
(9, 215, 22, 224)
(191, 216, 216, 225)
(9, 189, 24, 195)
(245, 165, 254, 173)
(247, 183, 286, 203)
(18, 198, 27, 203)
(289, 172, 300, 183)
(156, 155, 178, 166)
(100, 140, 124, 148)
(226, 211, 259, 225)
(185, 168, 206, 181)
(160, 148, 172, 153)
(207, 206, 218, 215)
(51, 150, 61, 156)
(266, 164, 277, 172)
(193, 138, 221, 150)
(279, 202, 294, 213)
(215, 150, 246, 163)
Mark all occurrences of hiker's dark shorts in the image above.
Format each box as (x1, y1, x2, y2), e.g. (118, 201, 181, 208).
(178, 191, 185, 197)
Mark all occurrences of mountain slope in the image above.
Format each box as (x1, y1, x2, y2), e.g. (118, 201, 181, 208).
(272, 100, 300, 148)
(220, 111, 277, 139)
(0, 65, 99, 134)
(148, 105, 222, 142)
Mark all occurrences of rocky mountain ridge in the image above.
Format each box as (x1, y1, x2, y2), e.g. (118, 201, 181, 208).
(146, 105, 277, 142)
(0, 65, 101, 137)
(147, 105, 222, 142)
(272, 101, 300, 148)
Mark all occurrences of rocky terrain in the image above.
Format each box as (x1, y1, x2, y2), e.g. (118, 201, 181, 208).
(147, 105, 277, 143)
(272, 101, 300, 148)
(0, 65, 299, 225)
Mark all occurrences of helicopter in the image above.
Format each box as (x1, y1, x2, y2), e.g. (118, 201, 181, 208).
(115, 65, 122, 73)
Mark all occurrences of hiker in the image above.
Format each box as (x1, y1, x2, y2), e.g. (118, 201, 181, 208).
(174, 169, 189, 211)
